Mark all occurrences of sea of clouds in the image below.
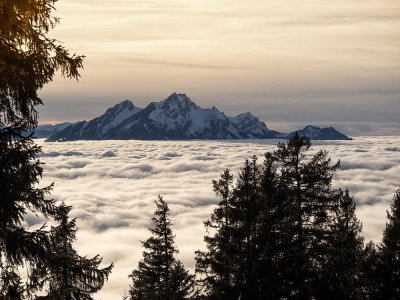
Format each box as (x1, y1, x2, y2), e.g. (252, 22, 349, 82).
(31, 137, 399, 299)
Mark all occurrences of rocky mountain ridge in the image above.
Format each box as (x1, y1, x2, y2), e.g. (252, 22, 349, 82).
(42, 93, 351, 141)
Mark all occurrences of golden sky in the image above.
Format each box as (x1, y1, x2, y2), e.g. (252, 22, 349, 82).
(39, 0, 400, 135)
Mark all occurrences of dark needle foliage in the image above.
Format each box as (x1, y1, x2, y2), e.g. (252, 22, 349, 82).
(378, 188, 400, 299)
(195, 134, 369, 299)
(32, 205, 113, 300)
(0, 0, 84, 126)
(129, 196, 194, 300)
(0, 1, 111, 298)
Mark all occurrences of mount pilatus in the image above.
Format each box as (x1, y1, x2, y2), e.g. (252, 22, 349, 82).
(45, 93, 351, 141)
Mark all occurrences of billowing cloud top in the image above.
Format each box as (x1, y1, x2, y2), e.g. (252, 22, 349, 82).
(33, 136, 400, 299)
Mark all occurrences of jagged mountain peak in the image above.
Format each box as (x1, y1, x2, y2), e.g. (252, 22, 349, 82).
(231, 111, 270, 129)
(107, 99, 135, 111)
(160, 93, 197, 110)
(164, 93, 193, 104)
(46, 99, 142, 141)
(210, 106, 222, 113)
(302, 125, 321, 133)
(304, 124, 318, 129)
(166, 92, 188, 101)
(45, 94, 351, 141)
(147, 93, 202, 127)
(235, 112, 258, 120)
(101, 99, 141, 124)
(118, 99, 132, 106)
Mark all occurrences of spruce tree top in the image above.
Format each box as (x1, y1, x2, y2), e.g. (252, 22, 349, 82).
(0, 0, 84, 125)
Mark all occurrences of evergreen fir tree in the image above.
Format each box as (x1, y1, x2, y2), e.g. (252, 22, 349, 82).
(31, 205, 113, 299)
(129, 196, 194, 299)
(167, 260, 195, 300)
(231, 156, 261, 299)
(211, 169, 233, 228)
(315, 189, 364, 298)
(0, 126, 57, 269)
(195, 168, 239, 299)
(358, 241, 380, 298)
(196, 134, 343, 299)
(274, 133, 340, 298)
(256, 152, 295, 299)
(196, 158, 264, 299)
(1, 1, 113, 297)
(0, 0, 84, 126)
(378, 187, 400, 299)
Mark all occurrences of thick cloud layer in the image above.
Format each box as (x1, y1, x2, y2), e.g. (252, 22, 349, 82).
(33, 137, 399, 299)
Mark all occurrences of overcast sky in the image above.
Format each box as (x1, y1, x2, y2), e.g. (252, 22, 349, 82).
(38, 0, 400, 135)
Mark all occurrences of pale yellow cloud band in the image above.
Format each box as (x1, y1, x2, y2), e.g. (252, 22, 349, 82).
(39, 0, 399, 131)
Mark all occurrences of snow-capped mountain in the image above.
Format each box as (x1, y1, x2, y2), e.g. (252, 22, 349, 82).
(228, 112, 282, 138)
(287, 125, 352, 140)
(47, 93, 281, 141)
(47, 100, 142, 141)
(46, 93, 351, 141)
(103, 93, 282, 140)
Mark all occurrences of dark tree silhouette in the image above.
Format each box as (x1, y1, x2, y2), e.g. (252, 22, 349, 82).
(167, 260, 195, 300)
(256, 152, 295, 298)
(196, 158, 264, 299)
(0, 1, 112, 298)
(378, 187, 400, 299)
(0, 126, 56, 269)
(31, 205, 113, 299)
(129, 196, 194, 299)
(195, 168, 237, 299)
(358, 241, 380, 298)
(315, 189, 364, 298)
(0, 0, 84, 126)
(274, 133, 341, 298)
(196, 134, 350, 299)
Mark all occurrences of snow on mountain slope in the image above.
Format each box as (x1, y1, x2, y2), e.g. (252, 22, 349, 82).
(105, 93, 278, 140)
(47, 100, 142, 141)
(46, 93, 351, 141)
(100, 100, 142, 134)
(228, 112, 283, 138)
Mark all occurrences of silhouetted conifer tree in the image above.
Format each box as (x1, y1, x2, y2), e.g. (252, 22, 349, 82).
(256, 152, 295, 298)
(0, 126, 57, 272)
(195, 168, 237, 298)
(212, 169, 233, 228)
(377, 188, 400, 299)
(31, 205, 113, 299)
(1, 1, 113, 297)
(129, 196, 194, 299)
(196, 158, 265, 299)
(196, 134, 345, 299)
(315, 189, 364, 298)
(0, 0, 84, 126)
(222, 157, 261, 299)
(274, 133, 340, 298)
(358, 241, 380, 298)
(167, 260, 195, 299)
